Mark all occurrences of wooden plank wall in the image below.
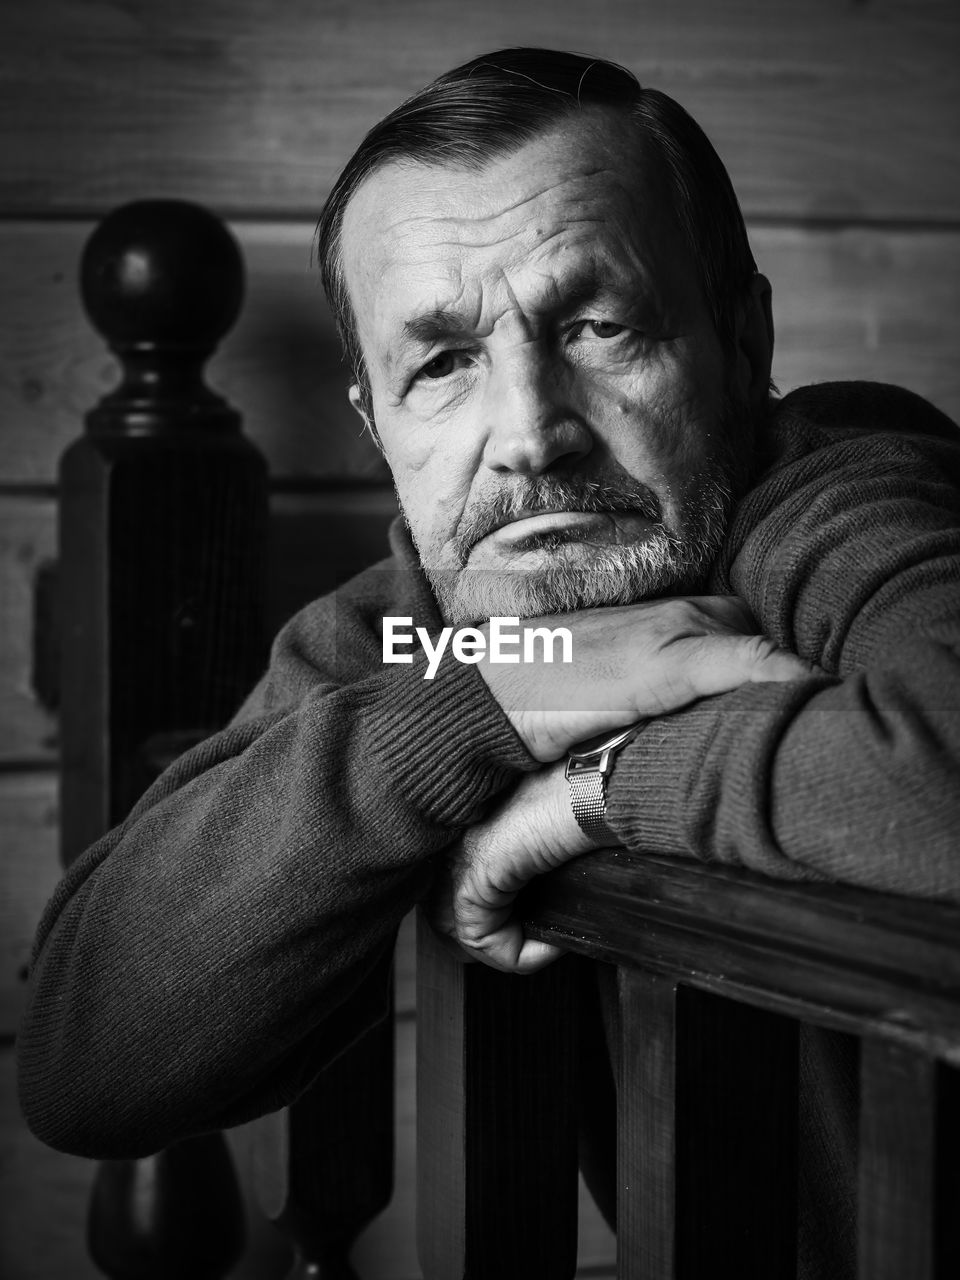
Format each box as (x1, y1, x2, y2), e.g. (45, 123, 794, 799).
(2, 2, 958, 1277)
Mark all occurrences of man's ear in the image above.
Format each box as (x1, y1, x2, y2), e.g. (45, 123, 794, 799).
(348, 383, 382, 451)
(736, 274, 775, 411)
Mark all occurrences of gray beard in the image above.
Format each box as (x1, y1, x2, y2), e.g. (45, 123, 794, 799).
(411, 397, 754, 626)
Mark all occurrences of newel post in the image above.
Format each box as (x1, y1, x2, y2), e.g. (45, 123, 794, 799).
(61, 197, 268, 860)
(61, 199, 267, 1277)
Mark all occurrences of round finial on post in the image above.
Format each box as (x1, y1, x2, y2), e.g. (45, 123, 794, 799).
(80, 199, 245, 435)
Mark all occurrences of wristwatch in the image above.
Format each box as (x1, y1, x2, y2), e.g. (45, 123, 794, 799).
(565, 722, 647, 840)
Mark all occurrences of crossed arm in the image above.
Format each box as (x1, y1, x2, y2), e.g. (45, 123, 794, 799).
(17, 582, 799, 1155)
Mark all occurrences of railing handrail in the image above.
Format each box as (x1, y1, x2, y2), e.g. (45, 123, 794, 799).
(522, 849, 960, 1060)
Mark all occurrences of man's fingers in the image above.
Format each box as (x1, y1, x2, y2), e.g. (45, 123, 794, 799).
(453, 865, 562, 974)
(480, 594, 813, 760)
(421, 851, 484, 964)
(458, 917, 563, 974)
(668, 632, 813, 703)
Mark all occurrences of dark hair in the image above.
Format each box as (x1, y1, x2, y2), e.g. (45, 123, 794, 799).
(316, 47, 757, 419)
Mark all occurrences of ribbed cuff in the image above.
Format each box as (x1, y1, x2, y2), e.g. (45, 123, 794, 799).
(604, 710, 707, 857)
(366, 653, 538, 829)
(604, 679, 834, 866)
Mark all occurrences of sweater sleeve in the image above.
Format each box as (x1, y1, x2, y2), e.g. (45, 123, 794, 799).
(17, 576, 535, 1158)
(606, 391, 960, 903)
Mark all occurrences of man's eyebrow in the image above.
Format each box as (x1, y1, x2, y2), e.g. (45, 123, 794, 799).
(388, 310, 472, 371)
(551, 264, 645, 318)
(560, 270, 616, 311)
(407, 309, 472, 342)
(386, 267, 640, 373)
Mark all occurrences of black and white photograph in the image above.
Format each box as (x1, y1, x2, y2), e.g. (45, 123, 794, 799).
(2, 3, 959, 1277)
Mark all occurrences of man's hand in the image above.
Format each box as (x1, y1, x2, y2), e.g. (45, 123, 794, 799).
(426, 597, 813, 972)
(478, 595, 812, 761)
(426, 763, 601, 974)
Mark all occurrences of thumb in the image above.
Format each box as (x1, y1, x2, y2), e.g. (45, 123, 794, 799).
(458, 912, 564, 973)
(454, 864, 562, 973)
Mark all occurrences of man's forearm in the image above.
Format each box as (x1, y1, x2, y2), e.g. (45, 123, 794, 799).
(607, 643, 960, 902)
(17, 659, 533, 1158)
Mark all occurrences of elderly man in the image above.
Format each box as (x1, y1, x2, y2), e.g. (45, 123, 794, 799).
(18, 45, 960, 1277)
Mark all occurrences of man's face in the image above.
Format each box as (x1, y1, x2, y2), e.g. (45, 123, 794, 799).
(341, 110, 761, 623)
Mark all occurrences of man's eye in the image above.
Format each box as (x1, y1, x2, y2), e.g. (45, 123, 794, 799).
(415, 351, 469, 381)
(572, 319, 627, 340)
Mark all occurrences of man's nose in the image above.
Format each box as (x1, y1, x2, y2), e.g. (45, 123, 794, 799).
(480, 350, 593, 474)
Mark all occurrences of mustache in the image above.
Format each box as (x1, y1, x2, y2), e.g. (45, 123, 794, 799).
(453, 474, 663, 563)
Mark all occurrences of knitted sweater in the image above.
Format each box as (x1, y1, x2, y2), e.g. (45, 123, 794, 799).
(17, 382, 960, 1167)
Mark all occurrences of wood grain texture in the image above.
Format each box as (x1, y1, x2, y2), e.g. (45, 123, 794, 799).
(0, 497, 57, 765)
(1, 0, 958, 221)
(0, 772, 58, 1036)
(755, 225, 960, 414)
(3, 219, 958, 485)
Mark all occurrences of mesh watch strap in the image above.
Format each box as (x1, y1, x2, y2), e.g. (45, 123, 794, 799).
(566, 768, 610, 839)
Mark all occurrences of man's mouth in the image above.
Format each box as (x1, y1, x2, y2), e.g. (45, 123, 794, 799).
(485, 507, 596, 537)
(451, 477, 664, 564)
(474, 508, 658, 553)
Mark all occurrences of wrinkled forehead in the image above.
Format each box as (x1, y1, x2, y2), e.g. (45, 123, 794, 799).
(338, 111, 696, 356)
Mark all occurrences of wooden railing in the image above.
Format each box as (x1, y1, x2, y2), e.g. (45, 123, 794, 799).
(416, 851, 960, 1278)
(60, 200, 960, 1279)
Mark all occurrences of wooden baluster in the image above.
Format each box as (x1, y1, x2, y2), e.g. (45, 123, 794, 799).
(617, 969, 677, 1280)
(674, 988, 798, 1279)
(617, 973, 798, 1280)
(859, 1038, 935, 1279)
(253, 964, 395, 1279)
(62, 198, 267, 1276)
(416, 914, 579, 1280)
(858, 1039, 960, 1279)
